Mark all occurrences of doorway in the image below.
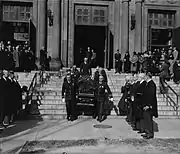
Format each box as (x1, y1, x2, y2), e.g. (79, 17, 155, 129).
(74, 25, 106, 67)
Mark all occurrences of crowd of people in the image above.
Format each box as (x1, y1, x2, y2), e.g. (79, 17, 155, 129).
(115, 47, 180, 81)
(118, 73, 158, 139)
(0, 41, 37, 72)
(115, 47, 180, 93)
(0, 70, 23, 131)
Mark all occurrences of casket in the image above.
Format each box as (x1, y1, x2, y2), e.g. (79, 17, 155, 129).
(76, 75, 96, 106)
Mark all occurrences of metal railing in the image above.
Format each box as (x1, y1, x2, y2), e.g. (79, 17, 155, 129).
(163, 81, 179, 116)
(25, 72, 38, 107)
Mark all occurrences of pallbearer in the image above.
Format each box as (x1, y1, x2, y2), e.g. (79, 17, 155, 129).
(62, 74, 78, 121)
(95, 75, 113, 122)
(142, 72, 158, 139)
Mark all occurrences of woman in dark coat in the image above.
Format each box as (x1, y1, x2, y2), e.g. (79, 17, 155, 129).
(123, 51, 131, 73)
(118, 76, 131, 115)
(173, 60, 180, 84)
(159, 57, 170, 93)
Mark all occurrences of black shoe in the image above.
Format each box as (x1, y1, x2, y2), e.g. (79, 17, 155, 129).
(143, 135, 154, 139)
(0, 125, 5, 130)
(93, 114, 97, 119)
(141, 133, 147, 137)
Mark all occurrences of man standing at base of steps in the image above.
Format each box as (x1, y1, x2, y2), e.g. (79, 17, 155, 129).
(62, 74, 78, 121)
(141, 72, 158, 139)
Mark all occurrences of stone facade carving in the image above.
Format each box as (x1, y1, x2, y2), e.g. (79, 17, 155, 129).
(146, 0, 180, 5)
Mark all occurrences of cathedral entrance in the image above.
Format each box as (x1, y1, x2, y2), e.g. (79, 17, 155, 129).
(74, 25, 106, 67)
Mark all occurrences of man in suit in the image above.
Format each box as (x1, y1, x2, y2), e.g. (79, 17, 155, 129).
(134, 73, 147, 133)
(62, 74, 78, 121)
(159, 56, 170, 93)
(130, 74, 140, 128)
(80, 57, 92, 76)
(0, 70, 5, 130)
(115, 49, 122, 74)
(95, 75, 113, 122)
(142, 72, 158, 139)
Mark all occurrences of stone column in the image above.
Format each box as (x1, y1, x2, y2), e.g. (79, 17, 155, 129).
(61, 0, 68, 67)
(37, 0, 47, 57)
(51, 0, 61, 69)
(121, 0, 131, 59)
(114, 0, 121, 52)
(0, 0, 2, 34)
(134, 0, 143, 53)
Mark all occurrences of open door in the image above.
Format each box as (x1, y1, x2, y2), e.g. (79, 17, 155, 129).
(104, 25, 114, 69)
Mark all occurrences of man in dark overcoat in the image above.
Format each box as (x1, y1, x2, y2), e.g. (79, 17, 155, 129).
(115, 49, 122, 74)
(80, 57, 92, 76)
(1, 70, 11, 126)
(129, 74, 140, 128)
(95, 75, 113, 122)
(0, 71, 5, 130)
(142, 72, 158, 139)
(133, 73, 146, 133)
(62, 74, 78, 121)
(118, 76, 131, 116)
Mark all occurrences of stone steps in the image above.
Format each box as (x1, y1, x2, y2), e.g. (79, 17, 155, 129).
(38, 104, 179, 111)
(34, 72, 180, 120)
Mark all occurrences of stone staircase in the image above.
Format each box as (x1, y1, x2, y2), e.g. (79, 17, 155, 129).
(35, 70, 180, 120)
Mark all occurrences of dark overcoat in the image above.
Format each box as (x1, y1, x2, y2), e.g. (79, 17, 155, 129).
(143, 80, 158, 118)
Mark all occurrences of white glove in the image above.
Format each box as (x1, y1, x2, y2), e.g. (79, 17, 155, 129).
(110, 98, 114, 102)
(62, 98, 65, 103)
(131, 96, 134, 102)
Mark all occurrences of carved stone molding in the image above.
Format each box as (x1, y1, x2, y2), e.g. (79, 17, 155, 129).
(146, 0, 179, 5)
(135, 0, 145, 3)
(121, 0, 131, 3)
(167, 0, 178, 4)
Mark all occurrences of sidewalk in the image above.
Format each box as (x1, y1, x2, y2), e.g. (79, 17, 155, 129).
(0, 118, 180, 153)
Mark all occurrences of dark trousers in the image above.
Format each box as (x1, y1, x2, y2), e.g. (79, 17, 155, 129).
(97, 99, 105, 121)
(159, 77, 166, 93)
(143, 110, 154, 136)
(115, 61, 122, 73)
(66, 99, 76, 119)
(0, 107, 4, 124)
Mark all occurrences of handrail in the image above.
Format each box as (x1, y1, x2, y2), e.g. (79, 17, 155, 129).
(164, 81, 179, 116)
(39, 70, 44, 86)
(25, 72, 38, 106)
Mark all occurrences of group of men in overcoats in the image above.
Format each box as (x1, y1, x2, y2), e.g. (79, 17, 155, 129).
(118, 72, 158, 139)
(62, 65, 113, 122)
(0, 70, 22, 131)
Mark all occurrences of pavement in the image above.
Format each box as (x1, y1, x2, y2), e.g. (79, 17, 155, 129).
(0, 117, 180, 153)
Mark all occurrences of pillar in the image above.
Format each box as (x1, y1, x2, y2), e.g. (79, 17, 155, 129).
(52, 0, 61, 60)
(0, 0, 2, 36)
(121, 0, 131, 59)
(61, 0, 68, 67)
(114, 0, 121, 52)
(37, 0, 47, 58)
(134, 0, 143, 53)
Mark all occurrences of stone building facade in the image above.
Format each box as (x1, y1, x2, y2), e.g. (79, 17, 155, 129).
(0, 0, 180, 69)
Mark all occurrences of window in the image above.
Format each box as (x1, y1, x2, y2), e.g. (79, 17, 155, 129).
(75, 5, 107, 26)
(75, 6, 91, 25)
(2, 3, 32, 21)
(148, 10, 175, 28)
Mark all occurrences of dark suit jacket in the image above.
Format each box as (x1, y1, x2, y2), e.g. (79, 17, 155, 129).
(135, 81, 147, 105)
(80, 62, 91, 76)
(143, 80, 158, 118)
(62, 81, 77, 101)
